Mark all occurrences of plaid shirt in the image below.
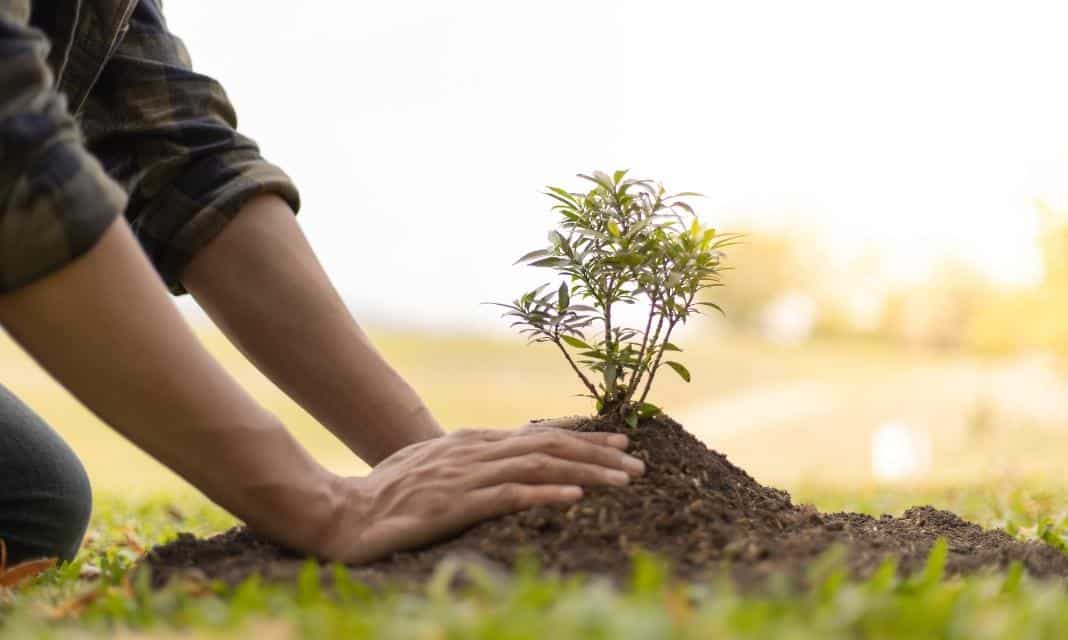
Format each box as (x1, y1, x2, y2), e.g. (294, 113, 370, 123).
(0, 0, 300, 294)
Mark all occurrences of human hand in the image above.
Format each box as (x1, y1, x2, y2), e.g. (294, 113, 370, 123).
(312, 420, 643, 563)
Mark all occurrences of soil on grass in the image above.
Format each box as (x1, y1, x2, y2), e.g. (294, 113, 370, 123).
(146, 415, 1068, 589)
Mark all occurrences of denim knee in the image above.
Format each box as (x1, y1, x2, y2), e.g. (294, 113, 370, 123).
(0, 386, 93, 564)
(48, 451, 93, 562)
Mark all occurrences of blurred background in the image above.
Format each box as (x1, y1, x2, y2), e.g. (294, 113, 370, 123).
(6, 0, 1068, 500)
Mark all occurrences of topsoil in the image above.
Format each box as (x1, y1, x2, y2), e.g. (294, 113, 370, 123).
(146, 415, 1068, 590)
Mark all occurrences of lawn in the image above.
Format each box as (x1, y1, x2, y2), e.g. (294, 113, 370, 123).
(4, 484, 1068, 639)
(3, 326, 1068, 638)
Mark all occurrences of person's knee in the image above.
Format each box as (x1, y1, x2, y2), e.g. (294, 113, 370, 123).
(50, 453, 93, 562)
(0, 385, 93, 563)
(0, 454, 93, 564)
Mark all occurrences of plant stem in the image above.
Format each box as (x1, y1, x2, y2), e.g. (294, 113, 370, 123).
(637, 318, 676, 406)
(553, 337, 601, 402)
(602, 277, 615, 397)
(638, 291, 695, 405)
(632, 284, 700, 401)
(624, 300, 657, 404)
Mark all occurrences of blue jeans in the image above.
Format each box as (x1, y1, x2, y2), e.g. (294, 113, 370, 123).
(0, 385, 92, 564)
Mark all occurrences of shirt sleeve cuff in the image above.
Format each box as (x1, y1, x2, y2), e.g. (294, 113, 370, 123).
(0, 136, 126, 293)
(135, 157, 301, 296)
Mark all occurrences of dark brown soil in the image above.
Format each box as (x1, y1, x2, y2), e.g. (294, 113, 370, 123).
(146, 415, 1068, 589)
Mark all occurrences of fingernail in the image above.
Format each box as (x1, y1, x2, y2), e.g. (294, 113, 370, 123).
(607, 434, 629, 448)
(607, 469, 630, 485)
(621, 454, 645, 475)
(561, 486, 583, 499)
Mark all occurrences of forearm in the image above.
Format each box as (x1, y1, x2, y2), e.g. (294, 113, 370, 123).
(0, 219, 338, 550)
(181, 194, 444, 466)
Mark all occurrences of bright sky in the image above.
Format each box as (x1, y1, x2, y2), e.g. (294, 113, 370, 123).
(167, 1, 1068, 330)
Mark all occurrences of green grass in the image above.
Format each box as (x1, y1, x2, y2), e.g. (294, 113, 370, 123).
(4, 327, 1068, 636)
(4, 484, 1068, 639)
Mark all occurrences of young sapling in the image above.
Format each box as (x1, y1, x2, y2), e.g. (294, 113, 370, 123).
(493, 170, 737, 426)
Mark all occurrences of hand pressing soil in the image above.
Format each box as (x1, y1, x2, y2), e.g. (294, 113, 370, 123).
(146, 415, 1068, 590)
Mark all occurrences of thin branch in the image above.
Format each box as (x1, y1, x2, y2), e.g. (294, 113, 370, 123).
(624, 295, 658, 404)
(602, 276, 615, 397)
(636, 316, 679, 403)
(637, 317, 677, 406)
(553, 337, 601, 402)
(638, 291, 695, 405)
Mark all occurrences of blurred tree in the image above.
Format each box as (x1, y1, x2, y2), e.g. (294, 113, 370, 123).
(713, 229, 823, 333)
(704, 209, 1068, 358)
(882, 261, 990, 350)
(1039, 203, 1068, 289)
(966, 204, 1068, 356)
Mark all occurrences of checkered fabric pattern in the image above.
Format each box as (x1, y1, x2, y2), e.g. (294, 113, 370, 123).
(0, 0, 300, 294)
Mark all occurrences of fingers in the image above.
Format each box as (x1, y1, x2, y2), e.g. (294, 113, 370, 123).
(451, 424, 631, 450)
(463, 454, 632, 491)
(461, 483, 584, 523)
(521, 427, 630, 450)
(468, 430, 645, 476)
(518, 417, 629, 450)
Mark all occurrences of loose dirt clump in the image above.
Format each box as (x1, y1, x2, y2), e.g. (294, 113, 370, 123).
(146, 415, 1068, 589)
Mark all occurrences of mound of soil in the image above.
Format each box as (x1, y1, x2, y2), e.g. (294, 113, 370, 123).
(146, 415, 1068, 589)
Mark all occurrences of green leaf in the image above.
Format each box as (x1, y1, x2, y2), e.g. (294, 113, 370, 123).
(661, 342, 682, 352)
(637, 402, 661, 418)
(919, 538, 948, 586)
(697, 301, 726, 316)
(607, 221, 622, 238)
(593, 170, 614, 188)
(1001, 561, 1024, 594)
(546, 186, 578, 203)
(625, 412, 638, 428)
(664, 361, 691, 383)
(557, 282, 569, 311)
(674, 201, 696, 215)
(514, 249, 551, 265)
(629, 552, 666, 595)
(865, 558, 899, 594)
(578, 172, 614, 191)
(613, 169, 628, 184)
(530, 257, 570, 268)
(624, 217, 652, 239)
(546, 192, 577, 209)
(560, 334, 591, 350)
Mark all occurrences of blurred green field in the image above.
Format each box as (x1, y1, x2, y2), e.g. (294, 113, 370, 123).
(5, 321, 1068, 494)
(4, 323, 1068, 637)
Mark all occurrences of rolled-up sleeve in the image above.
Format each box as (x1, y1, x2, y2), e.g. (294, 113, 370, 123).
(79, 0, 300, 295)
(0, 12, 126, 293)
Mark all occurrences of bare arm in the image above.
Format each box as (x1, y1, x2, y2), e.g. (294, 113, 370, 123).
(0, 218, 644, 562)
(0, 219, 339, 551)
(182, 194, 442, 465)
